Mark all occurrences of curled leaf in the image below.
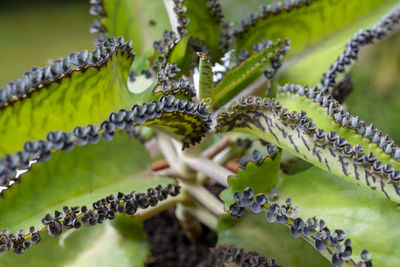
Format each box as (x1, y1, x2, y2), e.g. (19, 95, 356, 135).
(0, 37, 135, 155)
(0, 95, 211, 186)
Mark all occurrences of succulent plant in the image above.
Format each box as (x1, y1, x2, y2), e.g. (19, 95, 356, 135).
(0, 0, 400, 266)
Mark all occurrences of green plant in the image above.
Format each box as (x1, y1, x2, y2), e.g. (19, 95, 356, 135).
(0, 0, 400, 266)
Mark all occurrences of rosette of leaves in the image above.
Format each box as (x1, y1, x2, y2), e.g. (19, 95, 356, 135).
(0, 0, 400, 266)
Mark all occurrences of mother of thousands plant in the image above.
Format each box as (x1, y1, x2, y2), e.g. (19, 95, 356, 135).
(0, 0, 400, 266)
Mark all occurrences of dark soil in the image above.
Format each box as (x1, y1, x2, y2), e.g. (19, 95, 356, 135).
(144, 207, 217, 267)
(204, 182, 225, 200)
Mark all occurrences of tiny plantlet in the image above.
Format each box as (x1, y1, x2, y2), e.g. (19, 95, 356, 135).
(1, 0, 400, 266)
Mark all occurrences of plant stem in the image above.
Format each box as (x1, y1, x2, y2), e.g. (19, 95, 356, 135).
(135, 193, 183, 221)
(185, 184, 225, 215)
(212, 146, 234, 165)
(157, 133, 180, 171)
(182, 203, 218, 230)
(145, 138, 160, 158)
(151, 159, 169, 171)
(183, 157, 233, 186)
(202, 135, 232, 159)
(152, 167, 184, 179)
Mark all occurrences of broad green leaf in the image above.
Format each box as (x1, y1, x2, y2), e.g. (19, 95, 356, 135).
(0, 133, 174, 234)
(234, 0, 397, 55)
(220, 151, 281, 209)
(280, 149, 313, 175)
(159, 0, 225, 75)
(277, 167, 400, 267)
(0, 41, 134, 155)
(216, 97, 400, 202)
(183, 0, 225, 62)
(220, 0, 280, 25)
(198, 52, 214, 101)
(213, 39, 289, 108)
(0, 95, 212, 189)
(150, 63, 197, 101)
(0, 217, 150, 267)
(98, 0, 170, 55)
(128, 47, 158, 102)
(279, 0, 399, 85)
(217, 213, 331, 267)
(166, 36, 192, 74)
(148, 1, 190, 74)
(276, 89, 399, 168)
(127, 76, 158, 105)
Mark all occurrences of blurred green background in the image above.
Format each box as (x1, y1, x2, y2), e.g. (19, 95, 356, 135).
(0, 1, 92, 84)
(0, 0, 399, 143)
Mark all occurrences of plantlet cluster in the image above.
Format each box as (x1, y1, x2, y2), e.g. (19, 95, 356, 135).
(210, 244, 281, 267)
(229, 187, 372, 267)
(0, 183, 180, 255)
(0, 0, 400, 266)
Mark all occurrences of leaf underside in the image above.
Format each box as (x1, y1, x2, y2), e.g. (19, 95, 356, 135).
(217, 96, 400, 202)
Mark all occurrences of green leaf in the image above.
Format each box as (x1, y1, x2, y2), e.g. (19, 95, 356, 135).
(127, 48, 159, 105)
(277, 167, 400, 267)
(183, 0, 225, 62)
(158, 0, 226, 75)
(93, 0, 170, 55)
(109, 216, 151, 266)
(0, 95, 212, 188)
(128, 76, 158, 105)
(278, 0, 399, 85)
(165, 36, 192, 74)
(276, 87, 399, 168)
(220, 0, 278, 25)
(220, 151, 281, 209)
(217, 213, 331, 267)
(198, 52, 214, 101)
(135, 96, 212, 148)
(213, 39, 289, 108)
(0, 39, 135, 155)
(216, 96, 400, 202)
(0, 133, 174, 234)
(148, 1, 190, 74)
(234, 0, 397, 55)
(0, 217, 150, 267)
(151, 63, 197, 101)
